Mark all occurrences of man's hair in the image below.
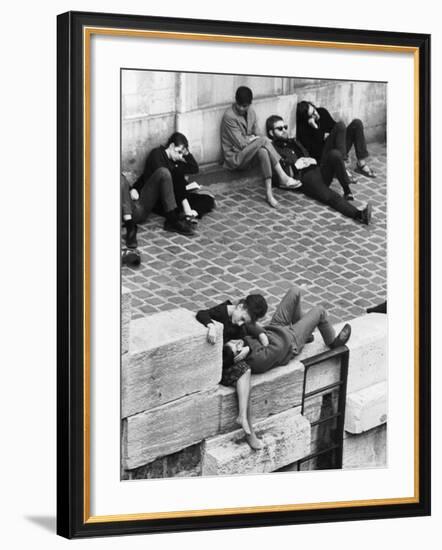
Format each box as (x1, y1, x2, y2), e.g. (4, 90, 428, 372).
(167, 132, 189, 149)
(241, 294, 268, 323)
(266, 114, 284, 138)
(222, 345, 235, 369)
(235, 86, 253, 106)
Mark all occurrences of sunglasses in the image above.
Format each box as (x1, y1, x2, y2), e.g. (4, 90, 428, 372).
(274, 124, 288, 131)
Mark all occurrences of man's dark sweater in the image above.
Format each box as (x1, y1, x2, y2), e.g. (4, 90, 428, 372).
(243, 325, 294, 374)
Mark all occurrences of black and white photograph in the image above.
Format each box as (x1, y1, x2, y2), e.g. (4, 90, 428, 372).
(120, 70, 388, 480)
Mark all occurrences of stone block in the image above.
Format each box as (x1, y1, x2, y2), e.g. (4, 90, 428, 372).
(122, 308, 223, 417)
(345, 381, 387, 434)
(123, 389, 220, 469)
(296, 314, 387, 395)
(123, 361, 305, 470)
(121, 286, 132, 355)
(202, 408, 309, 476)
(124, 443, 202, 480)
(343, 424, 387, 469)
(217, 362, 305, 433)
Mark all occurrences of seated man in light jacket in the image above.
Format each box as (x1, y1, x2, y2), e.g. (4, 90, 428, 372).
(220, 85, 301, 208)
(222, 285, 352, 376)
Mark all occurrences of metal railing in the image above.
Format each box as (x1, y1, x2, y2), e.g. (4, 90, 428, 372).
(296, 346, 350, 471)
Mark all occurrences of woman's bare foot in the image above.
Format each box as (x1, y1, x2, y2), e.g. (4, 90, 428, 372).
(236, 414, 251, 435)
(246, 432, 264, 450)
(266, 195, 278, 208)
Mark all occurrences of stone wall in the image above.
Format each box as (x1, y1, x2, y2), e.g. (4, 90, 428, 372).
(122, 71, 386, 173)
(121, 288, 387, 479)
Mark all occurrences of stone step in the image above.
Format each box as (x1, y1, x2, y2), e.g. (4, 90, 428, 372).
(202, 408, 310, 476)
(343, 424, 387, 469)
(122, 308, 223, 417)
(345, 381, 387, 434)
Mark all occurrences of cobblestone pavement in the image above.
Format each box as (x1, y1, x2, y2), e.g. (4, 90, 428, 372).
(122, 143, 386, 326)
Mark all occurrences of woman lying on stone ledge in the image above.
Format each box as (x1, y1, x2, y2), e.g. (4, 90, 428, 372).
(221, 286, 352, 450)
(196, 293, 268, 450)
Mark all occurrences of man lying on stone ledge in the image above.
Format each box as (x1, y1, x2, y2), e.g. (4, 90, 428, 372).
(221, 285, 352, 450)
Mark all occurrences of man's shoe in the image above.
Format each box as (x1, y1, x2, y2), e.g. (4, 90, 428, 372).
(330, 323, 352, 349)
(122, 248, 141, 267)
(124, 220, 138, 248)
(359, 202, 373, 225)
(163, 218, 195, 236)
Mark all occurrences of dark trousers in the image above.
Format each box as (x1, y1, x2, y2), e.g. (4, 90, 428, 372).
(301, 166, 358, 219)
(121, 168, 177, 224)
(322, 119, 369, 162)
(320, 149, 351, 195)
(271, 286, 336, 354)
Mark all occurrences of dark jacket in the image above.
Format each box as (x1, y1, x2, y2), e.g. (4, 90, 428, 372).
(271, 136, 317, 186)
(296, 107, 337, 162)
(133, 145, 199, 206)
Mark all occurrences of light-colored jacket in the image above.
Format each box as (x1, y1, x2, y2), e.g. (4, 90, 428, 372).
(220, 104, 257, 169)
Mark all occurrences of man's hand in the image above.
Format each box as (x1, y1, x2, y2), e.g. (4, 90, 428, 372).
(259, 333, 269, 347)
(308, 117, 319, 129)
(130, 188, 139, 201)
(234, 346, 250, 362)
(207, 324, 217, 345)
(295, 157, 317, 170)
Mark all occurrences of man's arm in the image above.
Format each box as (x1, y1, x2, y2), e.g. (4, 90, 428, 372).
(196, 302, 227, 345)
(222, 116, 249, 150)
(176, 151, 199, 175)
(318, 107, 336, 133)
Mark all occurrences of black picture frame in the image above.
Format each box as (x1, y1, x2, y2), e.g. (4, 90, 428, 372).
(57, 10, 431, 539)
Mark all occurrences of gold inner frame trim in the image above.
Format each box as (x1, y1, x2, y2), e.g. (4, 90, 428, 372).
(82, 26, 420, 524)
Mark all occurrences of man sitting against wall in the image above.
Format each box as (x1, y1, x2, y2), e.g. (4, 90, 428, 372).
(220, 85, 302, 208)
(121, 134, 196, 255)
(265, 115, 373, 225)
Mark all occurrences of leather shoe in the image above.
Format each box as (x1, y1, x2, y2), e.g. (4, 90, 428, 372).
(330, 323, 352, 348)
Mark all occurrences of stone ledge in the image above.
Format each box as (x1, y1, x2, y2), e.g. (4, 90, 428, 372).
(122, 364, 305, 470)
(202, 408, 309, 476)
(122, 310, 387, 471)
(345, 381, 387, 434)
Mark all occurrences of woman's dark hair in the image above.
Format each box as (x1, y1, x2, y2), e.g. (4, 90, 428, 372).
(296, 101, 316, 139)
(266, 115, 283, 138)
(235, 86, 253, 106)
(222, 345, 235, 369)
(167, 132, 189, 149)
(241, 294, 268, 323)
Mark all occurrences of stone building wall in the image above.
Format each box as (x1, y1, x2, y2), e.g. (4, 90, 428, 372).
(121, 71, 386, 174)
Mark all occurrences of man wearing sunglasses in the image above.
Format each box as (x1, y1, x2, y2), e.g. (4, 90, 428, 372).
(266, 115, 373, 225)
(221, 86, 302, 208)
